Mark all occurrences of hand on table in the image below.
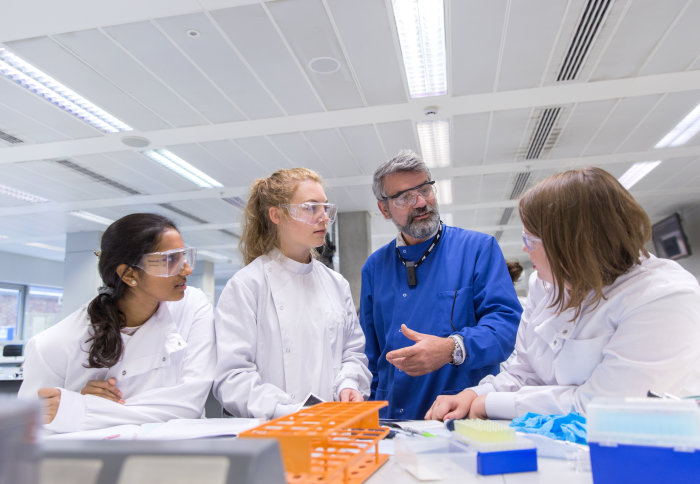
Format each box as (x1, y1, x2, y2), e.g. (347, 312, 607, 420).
(339, 388, 364, 402)
(424, 389, 480, 421)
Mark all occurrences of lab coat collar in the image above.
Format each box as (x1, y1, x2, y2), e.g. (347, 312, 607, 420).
(269, 247, 314, 275)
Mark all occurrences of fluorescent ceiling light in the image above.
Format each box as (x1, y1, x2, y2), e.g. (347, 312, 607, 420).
(25, 242, 64, 252)
(0, 235, 8, 239)
(435, 179, 452, 205)
(0, 48, 132, 134)
(70, 210, 113, 226)
(417, 119, 450, 167)
(142, 149, 223, 188)
(392, 0, 447, 98)
(618, 161, 661, 190)
(0, 183, 49, 203)
(655, 102, 700, 148)
(198, 250, 230, 261)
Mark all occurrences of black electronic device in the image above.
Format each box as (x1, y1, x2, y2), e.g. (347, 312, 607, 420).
(651, 213, 692, 260)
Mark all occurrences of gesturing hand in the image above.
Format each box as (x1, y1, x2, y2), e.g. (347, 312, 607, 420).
(385, 324, 454, 376)
(37, 387, 61, 424)
(81, 377, 124, 404)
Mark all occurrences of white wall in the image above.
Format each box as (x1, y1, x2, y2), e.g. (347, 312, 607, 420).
(0, 252, 63, 287)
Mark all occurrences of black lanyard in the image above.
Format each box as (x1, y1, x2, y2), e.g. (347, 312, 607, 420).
(395, 222, 443, 287)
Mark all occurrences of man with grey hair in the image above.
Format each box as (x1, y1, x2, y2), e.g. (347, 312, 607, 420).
(360, 150, 522, 419)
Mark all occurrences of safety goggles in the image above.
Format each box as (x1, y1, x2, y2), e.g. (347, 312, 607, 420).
(382, 180, 436, 209)
(280, 202, 337, 225)
(135, 246, 197, 277)
(521, 231, 542, 251)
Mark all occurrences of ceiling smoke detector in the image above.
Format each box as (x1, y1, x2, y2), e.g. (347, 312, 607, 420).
(424, 106, 439, 117)
(121, 136, 150, 148)
(308, 57, 340, 74)
(186, 29, 200, 38)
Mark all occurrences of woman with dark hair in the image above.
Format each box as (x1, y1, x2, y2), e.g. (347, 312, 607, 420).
(19, 213, 215, 433)
(426, 167, 700, 421)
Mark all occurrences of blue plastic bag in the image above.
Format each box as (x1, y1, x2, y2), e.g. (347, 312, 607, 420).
(509, 412, 587, 444)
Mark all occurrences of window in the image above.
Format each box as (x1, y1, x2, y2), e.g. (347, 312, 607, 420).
(0, 283, 62, 342)
(0, 284, 23, 341)
(24, 286, 63, 340)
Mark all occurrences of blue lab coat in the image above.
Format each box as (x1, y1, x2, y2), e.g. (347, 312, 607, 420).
(360, 224, 522, 419)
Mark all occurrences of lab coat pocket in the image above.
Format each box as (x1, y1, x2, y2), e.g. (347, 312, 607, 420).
(435, 286, 475, 333)
(554, 333, 611, 385)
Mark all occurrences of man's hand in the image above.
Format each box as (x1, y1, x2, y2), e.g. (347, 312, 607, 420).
(81, 377, 124, 404)
(339, 388, 364, 402)
(385, 324, 454, 376)
(424, 389, 478, 421)
(37, 387, 61, 424)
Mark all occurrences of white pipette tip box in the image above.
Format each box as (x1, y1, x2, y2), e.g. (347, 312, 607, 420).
(451, 419, 537, 475)
(587, 397, 700, 484)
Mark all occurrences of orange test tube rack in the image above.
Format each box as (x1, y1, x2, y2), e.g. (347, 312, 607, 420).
(239, 401, 390, 484)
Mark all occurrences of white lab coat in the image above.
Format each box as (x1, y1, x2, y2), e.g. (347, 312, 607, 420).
(473, 255, 700, 418)
(214, 248, 371, 418)
(18, 287, 215, 433)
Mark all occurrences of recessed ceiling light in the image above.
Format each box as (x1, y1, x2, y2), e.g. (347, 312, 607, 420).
(655, 102, 700, 148)
(392, 0, 447, 98)
(308, 57, 341, 74)
(0, 48, 132, 134)
(142, 149, 223, 188)
(25, 242, 64, 252)
(435, 179, 452, 205)
(417, 119, 450, 167)
(617, 161, 661, 190)
(0, 183, 49, 203)
(70, 211, 113, 226)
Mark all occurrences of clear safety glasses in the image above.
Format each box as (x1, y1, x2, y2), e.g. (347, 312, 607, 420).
(135, 246, 197, 277)
(280, 202, 337, 225)
(522, 232, 542, 251)
(382, 180, 436, 209)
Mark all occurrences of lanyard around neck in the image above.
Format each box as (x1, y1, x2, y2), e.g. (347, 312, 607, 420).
(395, 222, 443, 287)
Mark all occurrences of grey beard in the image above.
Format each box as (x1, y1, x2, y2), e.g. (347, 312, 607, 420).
(393, 207, 441, 241)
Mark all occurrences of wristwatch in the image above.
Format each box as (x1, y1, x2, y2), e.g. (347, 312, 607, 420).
(449, 334, 465, 366)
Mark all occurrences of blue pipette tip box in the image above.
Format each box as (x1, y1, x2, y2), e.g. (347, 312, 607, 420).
(452, 419, 537, 475)
(587, 397, 700, 484)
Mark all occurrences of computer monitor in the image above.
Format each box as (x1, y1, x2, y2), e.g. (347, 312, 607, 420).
(652, 213, 692, 260)
(39, 438, 286, 484)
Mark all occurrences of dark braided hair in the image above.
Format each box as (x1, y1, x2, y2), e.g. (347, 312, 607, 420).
(85, 213, 177, 368)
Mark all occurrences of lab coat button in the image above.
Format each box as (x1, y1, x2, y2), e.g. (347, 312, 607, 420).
(162, 357, 166, 362)
(562, 330, 568, 335)
(285, 347, 291, 353)
(402, 293, 407, 297)
(398, 408, 404, 414)
(121, 370, 126, 376)
(279, 305, 284, 311)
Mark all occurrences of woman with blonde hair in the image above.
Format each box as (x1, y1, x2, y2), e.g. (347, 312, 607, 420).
(214, 168, 371, 418)
(426, 167, 700, 421)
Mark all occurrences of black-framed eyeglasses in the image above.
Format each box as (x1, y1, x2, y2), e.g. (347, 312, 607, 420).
(381, 180, 436, 209)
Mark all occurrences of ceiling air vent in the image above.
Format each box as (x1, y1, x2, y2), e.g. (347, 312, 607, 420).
(55, 159, 141, 195)
(221, 196, 247, 210)
(509, 172, 531, 200)
(0, 129, 23, 144)
(557, 0, 612, 81)
(525, 107, 561, 160)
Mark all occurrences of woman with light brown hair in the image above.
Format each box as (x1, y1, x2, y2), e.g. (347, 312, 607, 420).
(213, 168, 370, 418)
(426, 167, 700, 420)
